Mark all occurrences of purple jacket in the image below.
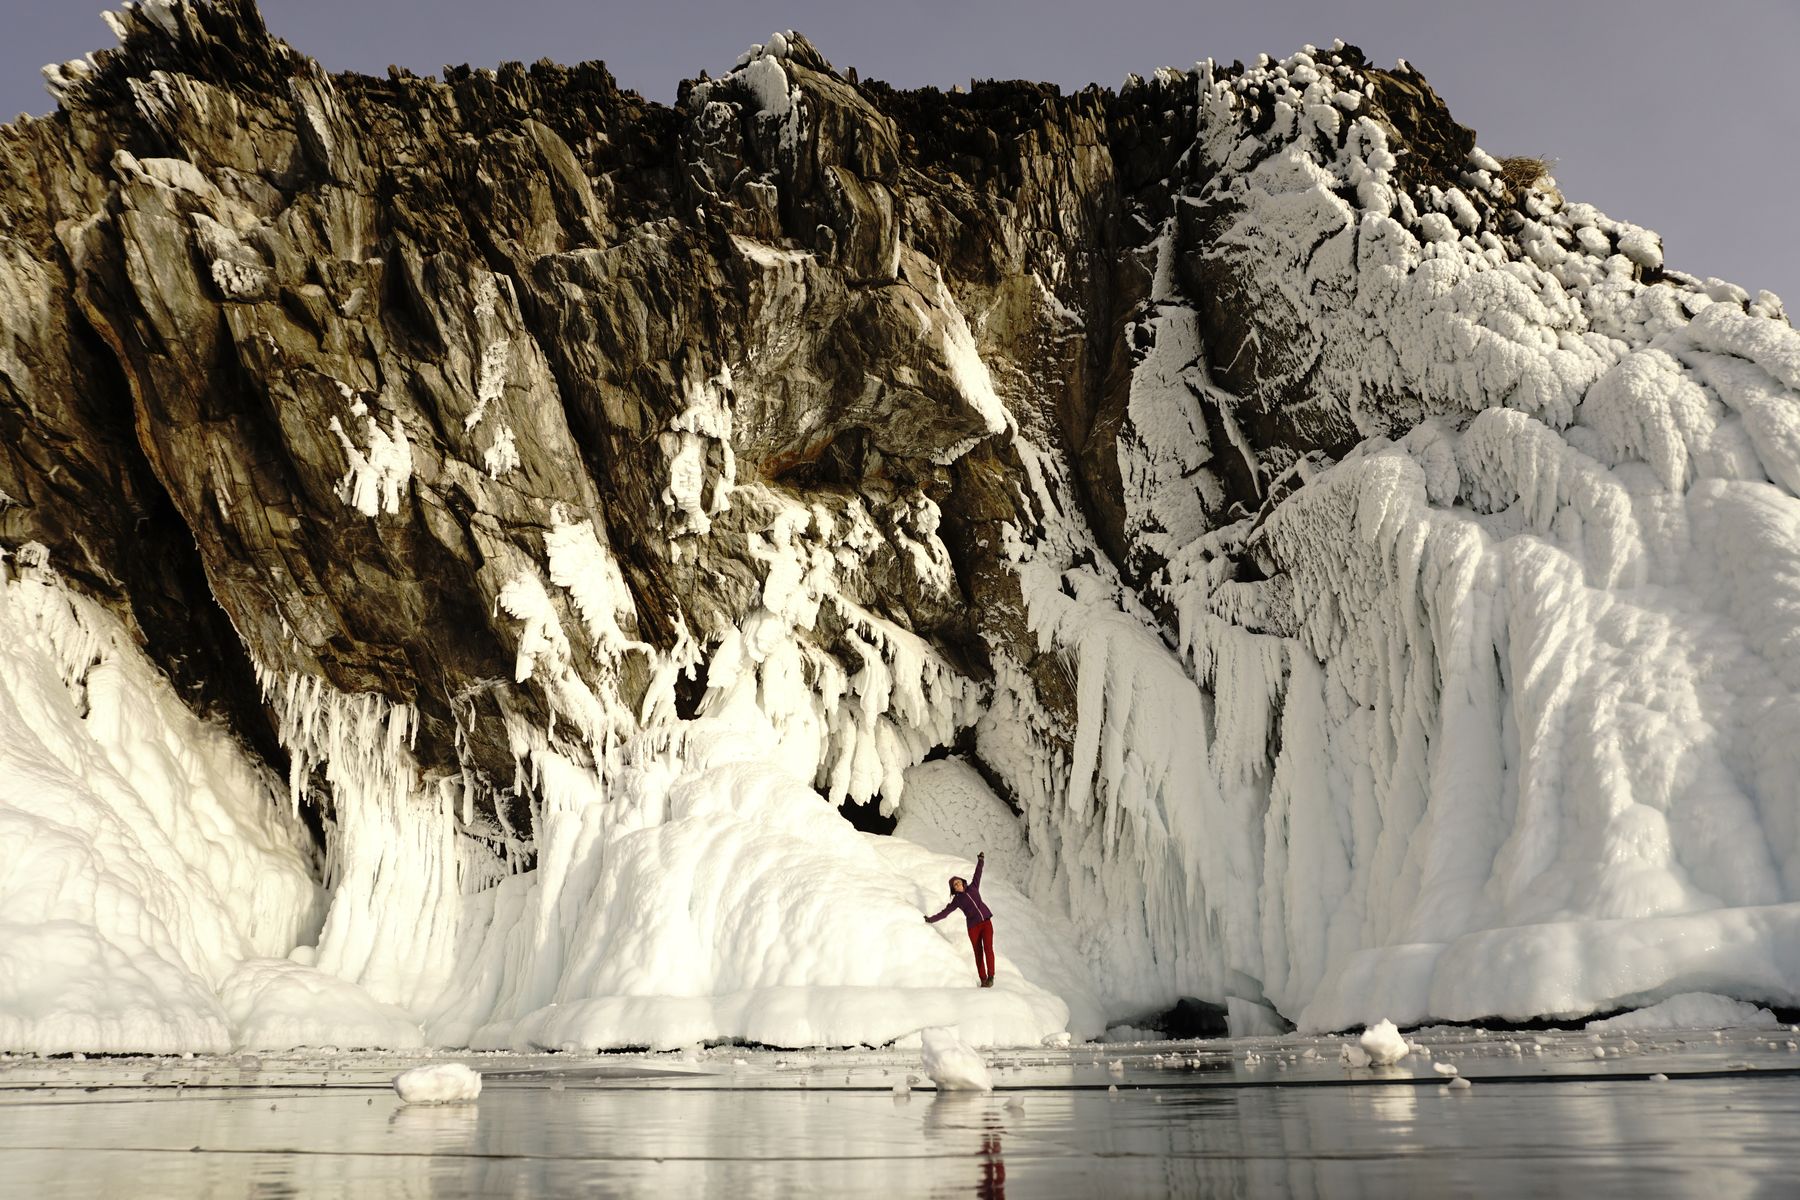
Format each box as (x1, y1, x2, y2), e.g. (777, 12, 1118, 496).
(925, 857, 993, 927)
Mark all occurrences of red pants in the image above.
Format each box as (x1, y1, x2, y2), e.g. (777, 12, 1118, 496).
(967, 919, 996, 980)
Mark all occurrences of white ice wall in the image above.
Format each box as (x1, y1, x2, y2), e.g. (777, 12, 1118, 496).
(1041, 48, 1800, 1030)
(0, 549, 329, 1053)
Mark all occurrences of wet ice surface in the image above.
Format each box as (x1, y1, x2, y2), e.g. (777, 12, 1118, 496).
(5, 1026, 1800, 1197)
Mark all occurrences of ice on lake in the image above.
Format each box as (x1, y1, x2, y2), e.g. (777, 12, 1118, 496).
(5, 1026, 1800, 1197)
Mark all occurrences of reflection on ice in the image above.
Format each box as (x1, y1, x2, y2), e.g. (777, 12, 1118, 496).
(924, 1095, 1008, 1198)
(5, 1029, 1800, 1197)
(386, 1102, 480, 1141)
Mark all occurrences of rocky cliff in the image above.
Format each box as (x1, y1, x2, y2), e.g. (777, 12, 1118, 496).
(5, 0, 1800, 1053)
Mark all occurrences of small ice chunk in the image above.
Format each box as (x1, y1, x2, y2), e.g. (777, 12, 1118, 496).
(1649, 1073, 1670, 1083)
(1340, 1043, 1371, 1069)
(1446, 1076, 1472, 1090)
(1041, 1032, 1073, 1049)
(921, 1027, 992, 1092)
(393, 1063, 482, 1104)
(1433, 1062, 1459, 1076)
(1360, 1020, 1410, 1066)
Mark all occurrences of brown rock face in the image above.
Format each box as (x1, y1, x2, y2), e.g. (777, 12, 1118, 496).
(0, 1, 1487, 855)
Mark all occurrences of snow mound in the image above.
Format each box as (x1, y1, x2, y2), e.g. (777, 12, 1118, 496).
(1359, 1019, 1410, 1065)
(220, 959, 424, 1051)
(1587, 993, 1779, 1032)
(921, 1026, 993, 1091)
(430, 706, 1087, 1052)
(393, 1062, 482, 1104)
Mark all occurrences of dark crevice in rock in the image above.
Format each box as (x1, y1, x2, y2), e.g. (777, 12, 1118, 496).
(836, 798, 897, 836)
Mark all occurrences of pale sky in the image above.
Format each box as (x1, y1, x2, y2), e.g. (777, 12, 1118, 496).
(3, 0, 1796, 301)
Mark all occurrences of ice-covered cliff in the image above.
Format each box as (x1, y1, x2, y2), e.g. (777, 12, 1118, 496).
(3, 0, 1798, 1053)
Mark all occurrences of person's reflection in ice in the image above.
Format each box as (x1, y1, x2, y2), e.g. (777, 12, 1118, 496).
(977, 1116, 1006, 1199)
(924, 1094, 1006, 1198)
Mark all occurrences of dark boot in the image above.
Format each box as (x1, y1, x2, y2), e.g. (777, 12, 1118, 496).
(980, 977, 993, 988)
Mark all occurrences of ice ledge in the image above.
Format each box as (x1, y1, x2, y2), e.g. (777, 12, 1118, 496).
(1299, 901, 1800, 1033)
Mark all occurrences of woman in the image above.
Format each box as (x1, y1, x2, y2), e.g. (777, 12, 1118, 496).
(923, 851, 996, 986)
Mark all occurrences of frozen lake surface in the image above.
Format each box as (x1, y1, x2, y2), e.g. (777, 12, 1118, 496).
(5, 1026, 1800, 1197)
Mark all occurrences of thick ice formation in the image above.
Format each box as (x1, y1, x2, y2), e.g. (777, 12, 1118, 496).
(222, 959, 424, 1051)
(1359, 1019, 1409, 1065)
(921, 1026, 994, 1091)
(429, 700, 1088, 1051)
(0, 552, 325, 1055)
(0, 551, 1087, 1051)
(977, 49, 1800, 1035)
(1586, 993, 1779, 1032)
(393, 1062, 482, 1103)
